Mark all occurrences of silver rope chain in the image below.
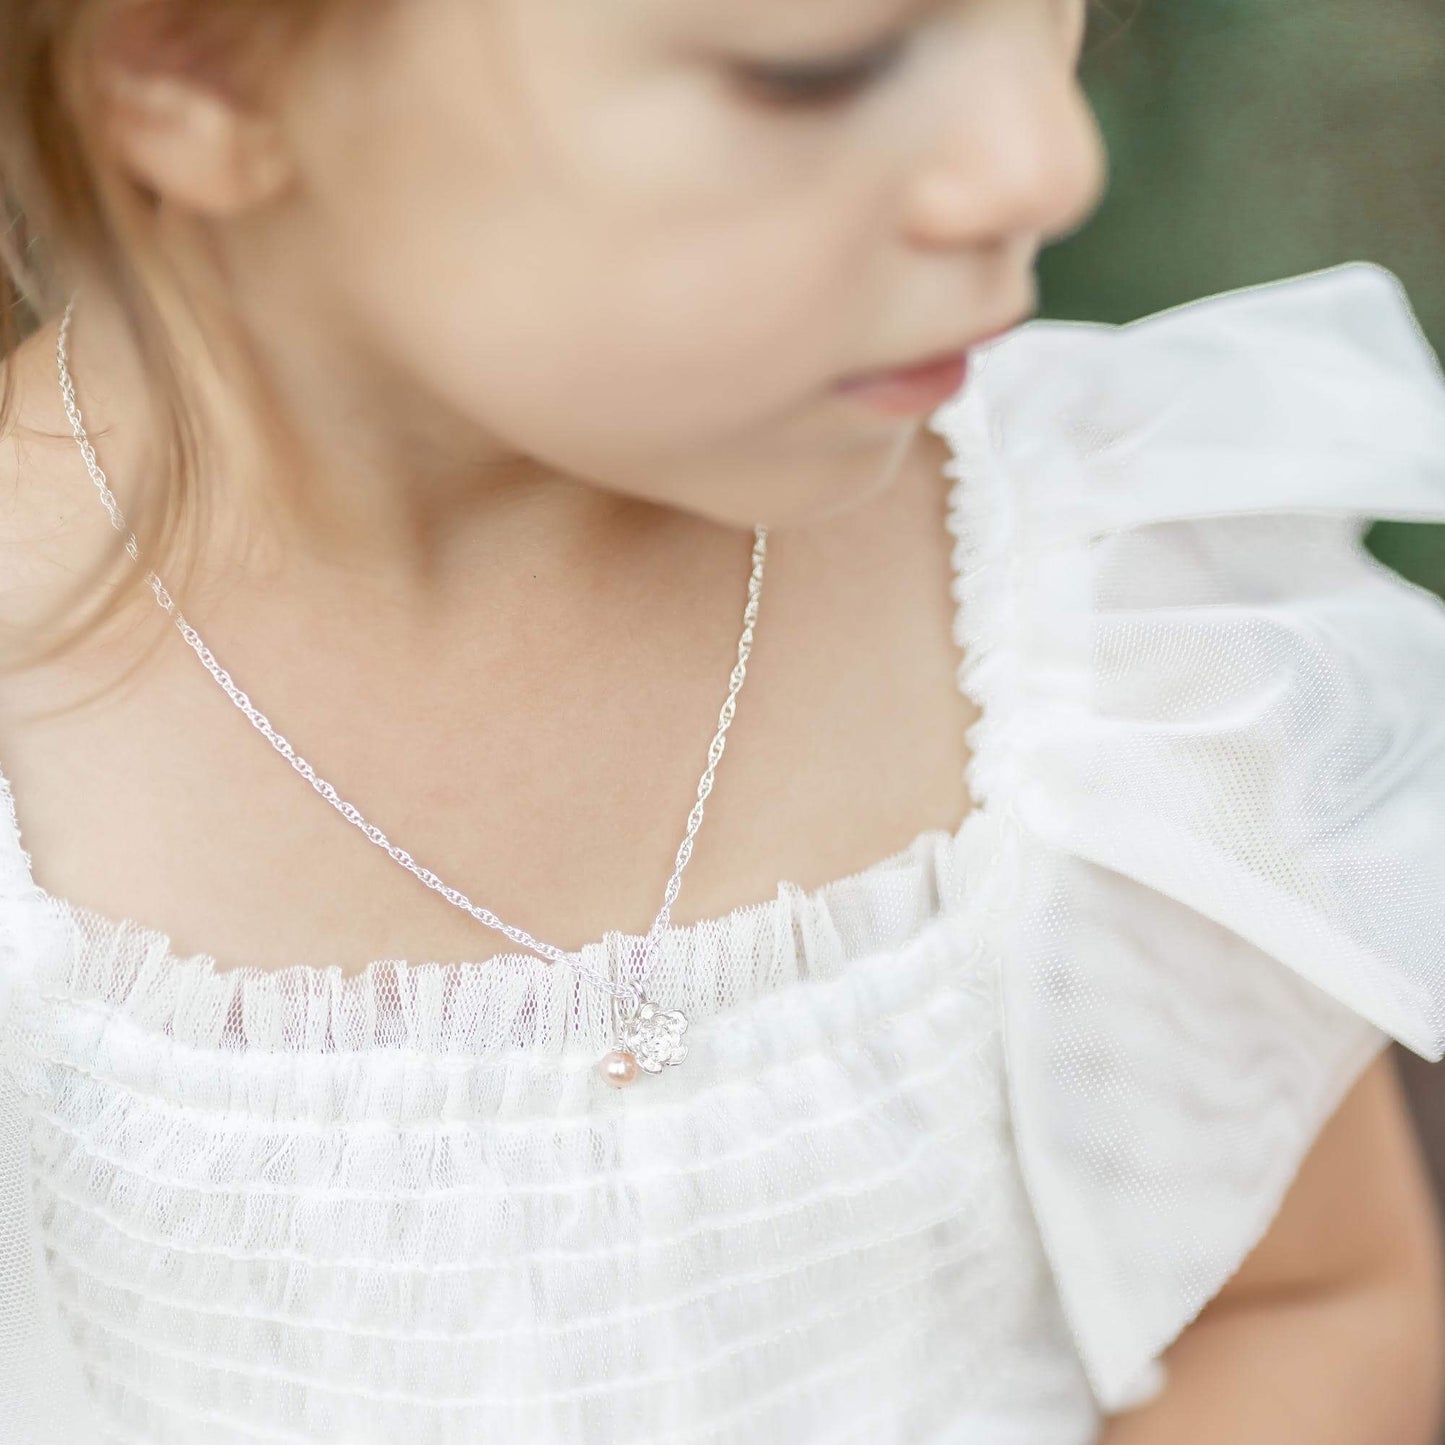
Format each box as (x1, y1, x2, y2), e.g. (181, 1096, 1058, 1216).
(55, 295, 768, 1021)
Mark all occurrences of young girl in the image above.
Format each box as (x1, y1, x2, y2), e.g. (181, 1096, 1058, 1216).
(3, 1, 1445, 1442)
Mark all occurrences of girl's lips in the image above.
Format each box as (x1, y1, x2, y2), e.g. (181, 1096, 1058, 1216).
(833, 350, 970, 416)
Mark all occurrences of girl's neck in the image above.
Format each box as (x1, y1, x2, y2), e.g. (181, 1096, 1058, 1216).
(60, 283, 681, 607)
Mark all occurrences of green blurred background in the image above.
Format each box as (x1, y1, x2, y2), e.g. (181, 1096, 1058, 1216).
(1051, 0, 1445, 596)
(1060, 2, 1445, 1363)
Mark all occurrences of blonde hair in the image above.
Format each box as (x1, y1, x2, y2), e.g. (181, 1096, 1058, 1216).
(0, 0, 342, 671)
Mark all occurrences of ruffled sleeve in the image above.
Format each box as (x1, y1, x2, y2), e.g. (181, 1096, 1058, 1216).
(927, 260, 1445, 1416)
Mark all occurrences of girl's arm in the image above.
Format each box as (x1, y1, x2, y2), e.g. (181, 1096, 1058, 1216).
(1098, 1049, 1445, 1445)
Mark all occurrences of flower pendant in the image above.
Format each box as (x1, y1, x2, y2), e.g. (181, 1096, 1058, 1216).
(622, 996, 690, 1073)
(597, 994, 689, 1087)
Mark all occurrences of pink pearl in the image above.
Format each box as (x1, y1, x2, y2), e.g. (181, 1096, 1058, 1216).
(598, 1049, 640, 1088)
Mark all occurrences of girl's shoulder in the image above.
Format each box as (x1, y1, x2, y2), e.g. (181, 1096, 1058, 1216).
(927, 260, 1445, 1414)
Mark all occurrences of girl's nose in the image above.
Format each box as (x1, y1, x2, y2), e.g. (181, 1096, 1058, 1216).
(902, 42, 1110, 253)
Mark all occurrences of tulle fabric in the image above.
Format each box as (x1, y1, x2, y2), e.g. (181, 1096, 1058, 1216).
(0, 798, 1103, 1444)
(938, 259, 1445, 1409)
(0, 259, 1443, 1442)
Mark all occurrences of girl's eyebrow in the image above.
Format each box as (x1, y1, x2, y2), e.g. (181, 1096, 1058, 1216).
(712, 0, 943, 42)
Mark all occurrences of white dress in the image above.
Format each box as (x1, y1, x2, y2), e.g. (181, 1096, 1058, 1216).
(3, 259, 1445, 1445)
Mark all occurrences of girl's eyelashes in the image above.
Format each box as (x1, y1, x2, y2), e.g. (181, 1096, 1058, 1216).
(730, 32, 912, 110)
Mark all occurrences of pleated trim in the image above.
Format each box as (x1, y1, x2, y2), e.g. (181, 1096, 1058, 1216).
(15, 811, 1027, 1110)
(16, 803, 1015, 1074)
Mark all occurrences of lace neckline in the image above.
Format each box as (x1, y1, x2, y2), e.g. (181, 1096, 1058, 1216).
(1, 385, 1011, 1061)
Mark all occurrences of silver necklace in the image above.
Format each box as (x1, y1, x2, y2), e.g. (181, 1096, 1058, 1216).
(55, 295, 768, 1088)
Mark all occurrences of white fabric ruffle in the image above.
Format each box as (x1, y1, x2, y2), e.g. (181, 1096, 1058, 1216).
(928, 258, 1445, 1410)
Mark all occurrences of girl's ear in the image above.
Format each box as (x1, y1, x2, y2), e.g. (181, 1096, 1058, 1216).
(89, 0, 296, 217)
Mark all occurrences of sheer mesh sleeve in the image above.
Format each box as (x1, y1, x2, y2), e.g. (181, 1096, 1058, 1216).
(926, 259, 1445, 1413)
